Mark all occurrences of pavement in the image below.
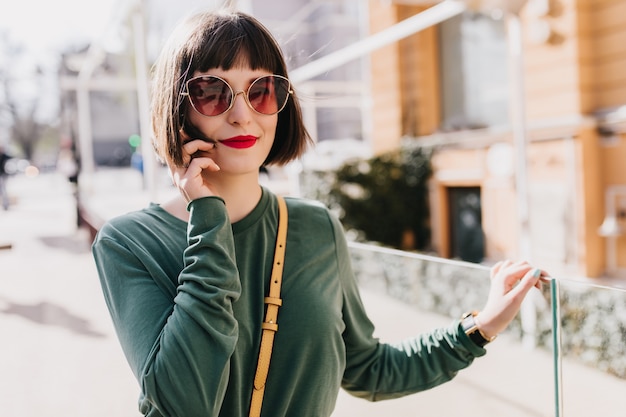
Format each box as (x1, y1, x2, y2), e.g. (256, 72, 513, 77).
(1, 168, 625, 417)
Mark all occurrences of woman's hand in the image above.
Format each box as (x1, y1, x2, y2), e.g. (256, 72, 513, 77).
(169, 137, 221, 203)
(474, 260, 546, 339)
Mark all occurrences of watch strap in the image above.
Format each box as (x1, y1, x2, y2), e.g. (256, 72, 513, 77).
(461, 311, 496, 347)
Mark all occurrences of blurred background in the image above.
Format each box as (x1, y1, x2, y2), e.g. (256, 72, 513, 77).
(1, 0, 626, 416)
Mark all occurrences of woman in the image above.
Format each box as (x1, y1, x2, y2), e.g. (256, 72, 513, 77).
(93, 9, 545, 417)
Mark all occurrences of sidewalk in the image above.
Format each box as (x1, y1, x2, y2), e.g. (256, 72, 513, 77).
(0, 172, 140, 417)
(1, 169, 624, 416)
(335, 289, 626, 417)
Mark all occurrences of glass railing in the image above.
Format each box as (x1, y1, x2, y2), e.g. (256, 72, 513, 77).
(346, 241, 626, 417)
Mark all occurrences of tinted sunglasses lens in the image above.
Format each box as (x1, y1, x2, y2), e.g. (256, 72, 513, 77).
(187, 77, 232, 116)
(248, 76, 290, 115)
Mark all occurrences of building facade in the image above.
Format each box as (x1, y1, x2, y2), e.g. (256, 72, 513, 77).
(60, 0, 626, 280)
(366, 0, 626, 279)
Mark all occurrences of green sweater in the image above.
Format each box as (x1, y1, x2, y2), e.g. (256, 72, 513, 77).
(93, 188, 485, 417)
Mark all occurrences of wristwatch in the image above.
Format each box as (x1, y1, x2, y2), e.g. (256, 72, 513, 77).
(461, 311, 497, 347)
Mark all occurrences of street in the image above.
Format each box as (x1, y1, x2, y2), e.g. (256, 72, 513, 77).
(1, 170, 625, 417)
(0, 173, 140, 416)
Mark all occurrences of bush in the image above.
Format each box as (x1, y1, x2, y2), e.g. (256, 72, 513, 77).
(329, 143, 432, 250)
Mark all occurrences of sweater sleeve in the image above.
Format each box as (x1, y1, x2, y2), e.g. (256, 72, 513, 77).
(331, 214, 486, 401)
(92, 197, 241, 417)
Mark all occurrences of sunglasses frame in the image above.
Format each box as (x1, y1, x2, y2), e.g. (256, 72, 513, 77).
(182, 74, 293, 117)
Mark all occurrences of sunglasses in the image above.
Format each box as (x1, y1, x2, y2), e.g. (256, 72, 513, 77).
(182, 74, 292, 117)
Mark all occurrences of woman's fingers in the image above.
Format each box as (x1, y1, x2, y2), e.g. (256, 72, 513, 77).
(167, 138, 221, 203)
(184, 156, 220, 174)
(173, 157, 220, 203)
(505, 267, 542, 302)
(491, 261, 529, 292)
(477, 260, 551, 338)
(490, 261, 504, 278)
(181, 139, 217, 168)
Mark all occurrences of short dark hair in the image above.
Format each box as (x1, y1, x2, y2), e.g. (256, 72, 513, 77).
(151, 10, 312, 167)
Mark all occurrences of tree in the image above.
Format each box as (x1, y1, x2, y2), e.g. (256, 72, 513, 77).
(0, 33, 51, 161)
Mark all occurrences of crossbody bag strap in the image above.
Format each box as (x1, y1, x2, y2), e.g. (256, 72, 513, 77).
(249, 195, 288, 417)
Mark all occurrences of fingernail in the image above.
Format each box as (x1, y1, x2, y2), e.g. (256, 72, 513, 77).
(532, 268, 542, 278)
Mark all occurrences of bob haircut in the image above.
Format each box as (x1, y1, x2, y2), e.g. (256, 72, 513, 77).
(151, 10, 312, 167)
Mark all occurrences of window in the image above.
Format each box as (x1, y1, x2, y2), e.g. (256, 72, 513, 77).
(438, 12, 510, 131)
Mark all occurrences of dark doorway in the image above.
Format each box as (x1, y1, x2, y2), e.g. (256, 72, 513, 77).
(448, 187, 484, 263)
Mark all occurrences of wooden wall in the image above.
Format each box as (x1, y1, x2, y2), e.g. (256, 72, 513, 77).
(583, 0, 626, 110)
(523, 0, 626, 117)
(397, 5, 440, 137)
(367, 0, 626, 277)
(368, 2, 442, 154)
(523, 0, 584, 119)
(368, 2, 404, 154)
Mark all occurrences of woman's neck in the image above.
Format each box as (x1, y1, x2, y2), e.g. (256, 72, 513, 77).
(217, 179, 263, 222)
(163, 175, 263, 224)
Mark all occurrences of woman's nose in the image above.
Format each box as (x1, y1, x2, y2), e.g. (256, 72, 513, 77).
(227, 91, 253, 122)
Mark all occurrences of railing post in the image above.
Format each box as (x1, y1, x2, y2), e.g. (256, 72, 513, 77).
(550, 277, 563, 417)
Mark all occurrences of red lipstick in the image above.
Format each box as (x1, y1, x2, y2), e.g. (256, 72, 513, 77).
(220, 135, 257, 149)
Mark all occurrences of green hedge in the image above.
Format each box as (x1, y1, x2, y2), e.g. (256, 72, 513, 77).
(329, 144, 432, 250)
